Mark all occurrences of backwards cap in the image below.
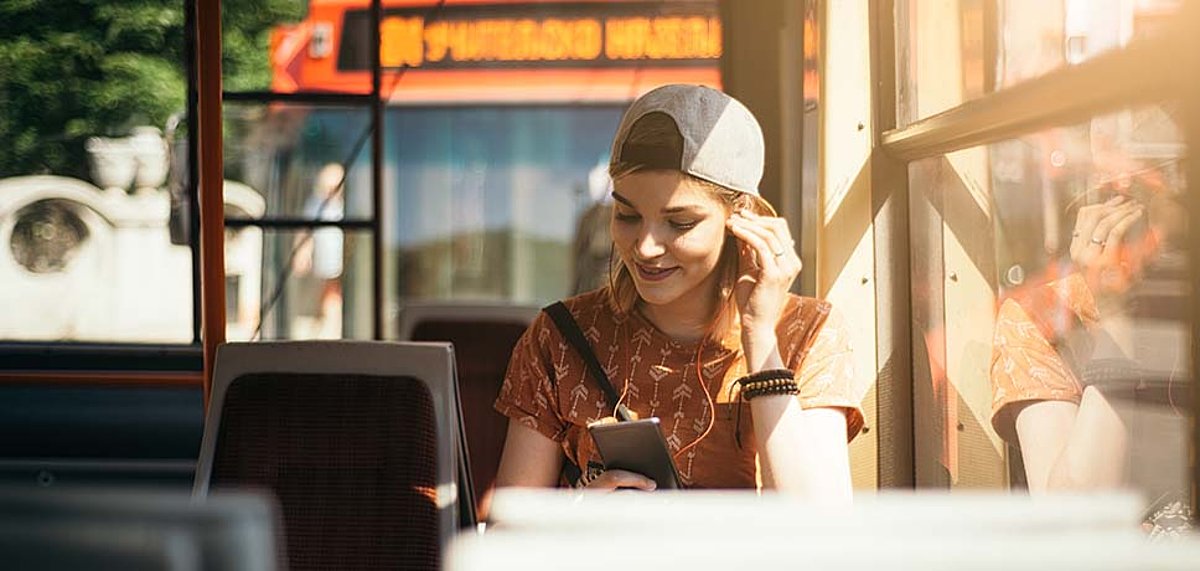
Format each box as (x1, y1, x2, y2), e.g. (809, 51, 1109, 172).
(610, 84, 771, 213)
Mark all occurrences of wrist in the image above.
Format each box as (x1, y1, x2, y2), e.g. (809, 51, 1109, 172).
(741, 332, 779, 371)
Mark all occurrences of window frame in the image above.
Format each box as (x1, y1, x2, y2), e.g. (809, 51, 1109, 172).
(869, 0, 1200, 508)
(0, 0, 204, 384)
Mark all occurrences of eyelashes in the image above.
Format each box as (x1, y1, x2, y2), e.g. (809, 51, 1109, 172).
(613, 212, 700, 231)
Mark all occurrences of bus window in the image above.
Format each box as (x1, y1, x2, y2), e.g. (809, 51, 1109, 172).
(896, 0, 1184, 127)
(908, 101, 1190, 533)
(252, 0, 723, 336)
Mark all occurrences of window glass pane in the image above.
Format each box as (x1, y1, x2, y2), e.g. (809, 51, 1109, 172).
(222, 0, 308, 92)
(896, 0, 1183, 126)
(254, 0, 724, 337)
(234, 229, 372, 341)
(908, 102, 1190, 531)
(389, 106, 623, 304)
(0, 1, 192, 343)
(224, 102, 373, 221)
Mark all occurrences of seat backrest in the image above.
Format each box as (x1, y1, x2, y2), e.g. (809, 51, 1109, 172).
(194, 341, 461, 571)
(0, 487, 279, 571)
(397, 303, 538, 520)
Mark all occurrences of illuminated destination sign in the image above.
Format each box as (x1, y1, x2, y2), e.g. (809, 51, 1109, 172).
(337, 2, 721, 71)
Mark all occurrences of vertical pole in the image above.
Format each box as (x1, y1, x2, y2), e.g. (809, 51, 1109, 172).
(869, 0, 915, 489)
(185, 0, 202, 345)
(196, 0, 226, 407)
(1182, 0, 1200, 520)
(371, 0, 385, 340)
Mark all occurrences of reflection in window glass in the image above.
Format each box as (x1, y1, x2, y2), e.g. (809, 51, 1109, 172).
(0, 3, 192, 342)
(908, 103, 1190, 534)
(222, 0, 307, 92)
(223, 103, 374, 221)
(240, 229, 372, 341)
(896, 0, 1183, 126)
(388, 106, 623, 304)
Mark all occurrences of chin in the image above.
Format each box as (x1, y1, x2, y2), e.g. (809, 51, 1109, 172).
(632, 282, 683, 307)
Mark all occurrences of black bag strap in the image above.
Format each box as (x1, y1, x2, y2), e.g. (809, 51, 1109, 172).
(544, 301, 633, 422)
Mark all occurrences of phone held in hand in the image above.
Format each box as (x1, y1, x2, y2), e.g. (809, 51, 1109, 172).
(587, 417, 682, 490)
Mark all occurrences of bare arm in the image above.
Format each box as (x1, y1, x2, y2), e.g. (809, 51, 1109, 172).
(1015, 386, 1127, 493)
(490, 419, 655, 497)
(726, 211, 854, 504)
(493, 421, 563, 488)
(744, 337, 852, 505)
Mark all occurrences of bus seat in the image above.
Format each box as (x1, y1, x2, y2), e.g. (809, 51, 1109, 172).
(0, 486, 279, 571)
(398, 302, 539, 521)
(194, 341, 466, 571)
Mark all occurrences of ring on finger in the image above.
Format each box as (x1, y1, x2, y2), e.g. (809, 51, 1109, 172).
(1090, 236, 1106, 246)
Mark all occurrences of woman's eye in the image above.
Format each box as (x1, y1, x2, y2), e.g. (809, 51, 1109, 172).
(670, 220, 699, 231)
(614, 212, 640, 223)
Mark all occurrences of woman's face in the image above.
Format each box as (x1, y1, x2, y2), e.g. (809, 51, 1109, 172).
(610, 170, 730, 311)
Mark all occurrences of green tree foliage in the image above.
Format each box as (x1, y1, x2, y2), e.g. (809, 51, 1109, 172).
(0, 0, 303, 179)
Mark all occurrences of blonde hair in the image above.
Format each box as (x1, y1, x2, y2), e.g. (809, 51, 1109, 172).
(607, 113, 774, 340)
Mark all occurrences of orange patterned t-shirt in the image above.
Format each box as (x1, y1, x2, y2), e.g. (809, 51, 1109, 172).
(989, 273, 1099, 443)
(494, 288, 866, 489)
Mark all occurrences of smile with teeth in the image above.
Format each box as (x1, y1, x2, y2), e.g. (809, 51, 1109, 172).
(635, 263, 677, 282)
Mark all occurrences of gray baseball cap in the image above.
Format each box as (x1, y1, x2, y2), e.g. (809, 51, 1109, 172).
(610, 84, 773, 214)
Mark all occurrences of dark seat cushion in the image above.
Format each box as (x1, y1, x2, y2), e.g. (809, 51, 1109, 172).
(211, 373, 438, 571)
(411, 319, 527, 519)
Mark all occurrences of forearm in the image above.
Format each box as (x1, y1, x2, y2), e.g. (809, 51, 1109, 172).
(1046, 386, 1128, 491)
(743, 333, 853, 504)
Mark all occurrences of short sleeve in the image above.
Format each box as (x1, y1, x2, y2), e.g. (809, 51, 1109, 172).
(493, 314, 568, 442)
(791, 306, 869, 441)
(989, 298, 1083, 444)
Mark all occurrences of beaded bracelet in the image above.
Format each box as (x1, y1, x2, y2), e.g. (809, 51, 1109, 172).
(740, 377, 798, 395)
(729, 368, 798, 450)
(744, 384, 799, 400)
(736, 368, 795, 386)
(736, 369, 797, 401)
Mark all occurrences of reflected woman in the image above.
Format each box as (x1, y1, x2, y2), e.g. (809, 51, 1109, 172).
(990, 170, 1192, 536)
(491, 85, 872, 501)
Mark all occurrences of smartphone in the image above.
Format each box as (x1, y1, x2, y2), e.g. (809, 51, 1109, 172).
(587, 417, 682, 490)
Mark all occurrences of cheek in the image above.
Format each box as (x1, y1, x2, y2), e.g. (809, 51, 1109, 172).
(673, 227, 726, 263)
(609, 224, 636, 254)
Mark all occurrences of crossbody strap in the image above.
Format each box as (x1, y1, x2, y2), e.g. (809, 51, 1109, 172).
(544, 301, 633, 422)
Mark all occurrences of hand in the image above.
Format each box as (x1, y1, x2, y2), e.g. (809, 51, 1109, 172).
(725, 210, 801, 346)
(1069, 195, 1145, 307)
(582, 469, 657, 492)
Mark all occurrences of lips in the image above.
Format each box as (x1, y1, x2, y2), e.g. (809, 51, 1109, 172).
(635, 263, 677, 282)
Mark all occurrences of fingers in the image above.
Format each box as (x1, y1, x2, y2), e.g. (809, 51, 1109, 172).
(1088, 202, 1141, 247)
(587, 469, 657, 492)
(1072, 195, 1125, 252)
(726, 211, 800, 275)
(1070, 197, 1136, 262)
(1099, 206, 1145, 260)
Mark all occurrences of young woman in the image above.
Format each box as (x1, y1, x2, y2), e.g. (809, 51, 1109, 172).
(492, 85, 871, 502)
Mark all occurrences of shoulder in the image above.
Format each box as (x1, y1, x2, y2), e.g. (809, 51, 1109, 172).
(778, 294, 835, 334)
(560, 288, 613, 314)
(556, 288, 624, 328)
(527, 288, 618, 342)
(782, 294, 832, 316)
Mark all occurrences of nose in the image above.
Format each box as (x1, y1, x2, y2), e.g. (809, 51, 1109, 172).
(634, 226, 667, 259)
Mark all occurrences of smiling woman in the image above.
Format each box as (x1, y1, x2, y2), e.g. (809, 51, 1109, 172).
(491, 84, 872, 502)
